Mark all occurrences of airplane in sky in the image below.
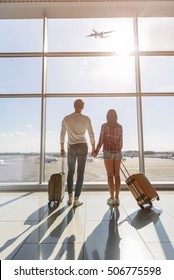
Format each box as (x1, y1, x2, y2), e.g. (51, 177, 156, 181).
(86, 29, 115, 38)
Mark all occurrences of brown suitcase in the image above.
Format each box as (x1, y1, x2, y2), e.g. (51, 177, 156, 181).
(48, 156, 65, 207)
(121, 162, 160, 209)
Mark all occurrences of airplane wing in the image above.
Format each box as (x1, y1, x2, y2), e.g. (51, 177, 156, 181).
(103, 30, 115, 35)
(92, 29, 98, 35)
(86, 29, 98, 37)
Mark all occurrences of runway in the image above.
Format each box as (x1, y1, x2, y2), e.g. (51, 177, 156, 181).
(0, 155, 174, 183)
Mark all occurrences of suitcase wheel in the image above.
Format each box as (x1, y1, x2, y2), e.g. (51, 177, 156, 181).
(139, 203, 144, 209)
(48, 201, 59, 207)
(149, 201, 153, 208)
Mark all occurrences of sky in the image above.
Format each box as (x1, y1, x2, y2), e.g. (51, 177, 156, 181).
(0, 18, 174, 153)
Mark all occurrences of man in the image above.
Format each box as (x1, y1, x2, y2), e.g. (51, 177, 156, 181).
(60, 99, 95, 207)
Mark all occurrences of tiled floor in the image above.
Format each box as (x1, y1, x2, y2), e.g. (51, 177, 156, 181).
(0, 190, 174, 260)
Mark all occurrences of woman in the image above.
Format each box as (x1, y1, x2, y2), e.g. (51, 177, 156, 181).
(94, 109, 123, 206)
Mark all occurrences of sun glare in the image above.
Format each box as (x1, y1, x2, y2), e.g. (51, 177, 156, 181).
(110, 21, 134, 54)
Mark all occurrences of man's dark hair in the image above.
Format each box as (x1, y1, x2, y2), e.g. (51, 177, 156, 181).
(74, 99, 84, 109)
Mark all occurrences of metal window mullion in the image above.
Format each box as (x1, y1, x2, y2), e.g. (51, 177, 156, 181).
(39, 16, 47, 184)
(134, 17, 145, 173)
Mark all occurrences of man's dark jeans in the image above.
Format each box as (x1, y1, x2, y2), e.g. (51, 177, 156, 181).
(67, 143, 88, 198)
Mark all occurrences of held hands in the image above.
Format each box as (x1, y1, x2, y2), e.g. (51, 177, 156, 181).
(91, 150, 97, 158)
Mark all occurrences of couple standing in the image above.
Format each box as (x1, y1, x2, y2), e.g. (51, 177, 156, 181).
(60, 99, 123, 207)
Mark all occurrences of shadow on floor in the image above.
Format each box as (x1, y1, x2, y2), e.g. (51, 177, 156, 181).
(1, 203, 72, 259)
(79, 206, 121, 260)
(127, 206, 174, 259)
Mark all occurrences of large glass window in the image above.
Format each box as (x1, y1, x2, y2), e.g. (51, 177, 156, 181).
(0, 58, 42, 94)
(0, 98, 41, 182)
(0, 16, 174, 186)
(48, 18, 134, 52)
(45, 97, 138, 182)
(142, 96, 174, 182)
(46, 56, 136, 94)
(0, 19, 43, 53)
(140, 56, 174, 93)
(138, 18, 174, 51)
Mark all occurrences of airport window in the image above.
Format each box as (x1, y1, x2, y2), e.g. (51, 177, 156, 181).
(142, 96, 174, 182)
(0, 58, 42, 94)
(0, 16, 174, 187)
(46, 56, 136, 94)
(0, 98, 41, 182)
(45, 97, 138, 182)
(140, 56, 174, 93)
(138, 18, 174, 51)
(0, 19, 43, 53)
(47, 18, 134, 52)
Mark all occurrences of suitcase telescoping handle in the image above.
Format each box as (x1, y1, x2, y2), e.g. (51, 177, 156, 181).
(61, 155, 65, 173)
(120, 160, 131, 180)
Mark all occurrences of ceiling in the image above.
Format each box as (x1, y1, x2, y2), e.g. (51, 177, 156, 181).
(0, 0, 174, 18)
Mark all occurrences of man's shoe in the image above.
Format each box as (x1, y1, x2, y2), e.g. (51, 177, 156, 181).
(67, 195, 73, 205)
(73, 198, 83, 207)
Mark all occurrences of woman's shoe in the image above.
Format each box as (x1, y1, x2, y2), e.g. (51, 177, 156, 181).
(115, 198, 120, 205)
(107, 198, 115, 205)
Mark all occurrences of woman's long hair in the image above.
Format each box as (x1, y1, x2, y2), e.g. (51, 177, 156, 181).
(106, 109, 118, 128)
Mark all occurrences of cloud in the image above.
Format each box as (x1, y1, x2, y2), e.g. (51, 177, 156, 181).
(0, 132, 28, 137)
(27, 124, 33, 129)
(13, 132, 28, 137)
(0, 133, 7, 137)
(47, 130, 56, 135)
